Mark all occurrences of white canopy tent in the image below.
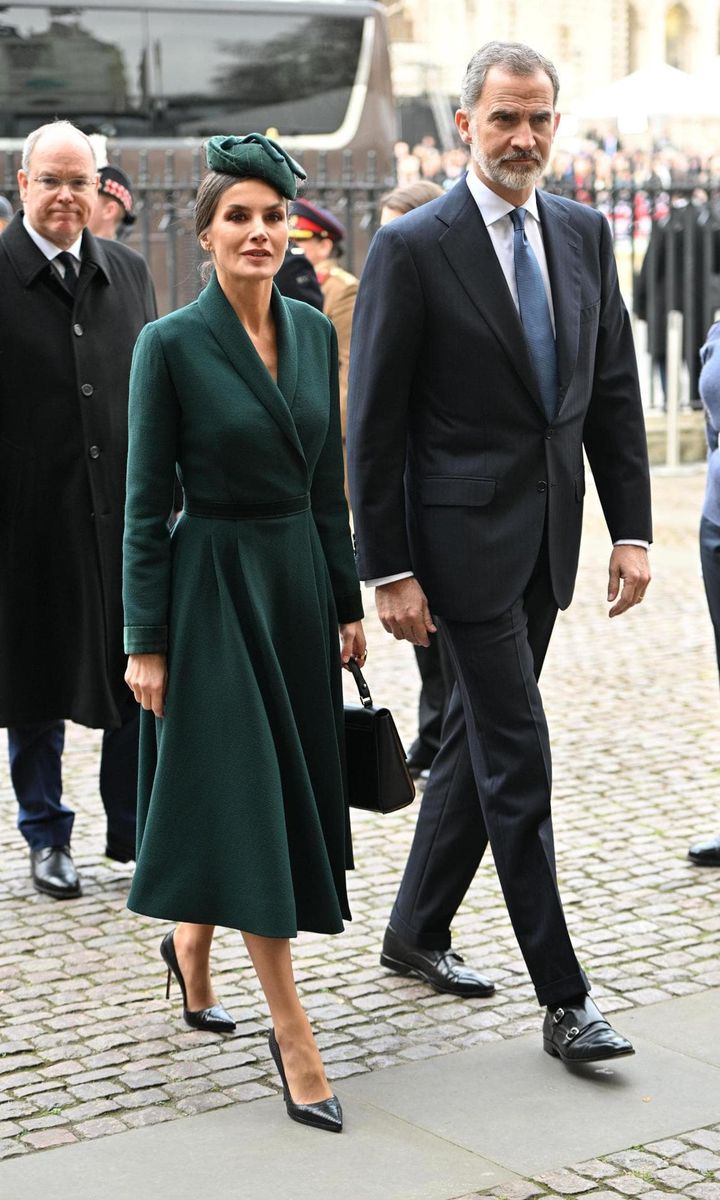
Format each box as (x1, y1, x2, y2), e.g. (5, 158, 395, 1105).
(570, 63, 718, 133)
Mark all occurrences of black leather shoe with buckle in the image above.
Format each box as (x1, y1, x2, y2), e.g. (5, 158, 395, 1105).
(380, 924, 495, 997)
(543, 995, 635, 1063)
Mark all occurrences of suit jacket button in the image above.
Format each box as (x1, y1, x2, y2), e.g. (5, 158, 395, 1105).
(545, 428, 554, 439)
(73, 323, 84, 337)
(89, 445, 101, 459)
(537, 480, 547, 493)
(81, 383, 94, 396)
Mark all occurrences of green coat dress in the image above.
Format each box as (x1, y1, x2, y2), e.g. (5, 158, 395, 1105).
(122, 273, 363, 936)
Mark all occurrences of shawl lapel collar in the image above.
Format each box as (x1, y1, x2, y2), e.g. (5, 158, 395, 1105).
(436, 181, 543, 412)
(197, 274, 305, 462)
(536, 191, 582, 410)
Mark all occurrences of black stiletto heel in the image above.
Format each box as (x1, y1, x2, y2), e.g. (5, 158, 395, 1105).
(160, 929, 236, 1033)
(268, 1029, 343, 1133)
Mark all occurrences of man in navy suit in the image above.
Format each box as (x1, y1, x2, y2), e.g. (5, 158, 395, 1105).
(347, 42, 652, 1062)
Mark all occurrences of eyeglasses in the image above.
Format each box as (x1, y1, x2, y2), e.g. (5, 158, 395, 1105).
(32, 176, 96, 193)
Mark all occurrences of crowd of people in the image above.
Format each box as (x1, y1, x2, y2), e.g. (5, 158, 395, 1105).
(395, 131, 720, 198)
(1, 37, 719, 1143)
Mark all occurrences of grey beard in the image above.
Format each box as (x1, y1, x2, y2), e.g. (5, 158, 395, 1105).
(472, 146, 545, 190)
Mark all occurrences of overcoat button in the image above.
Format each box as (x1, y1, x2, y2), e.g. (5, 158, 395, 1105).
(89, 445, 101, 459)
(544, 428, 554, 439)
(537, 480, 547, 493)
(81, 383, 94, 396)
(73, 324, 83, 336)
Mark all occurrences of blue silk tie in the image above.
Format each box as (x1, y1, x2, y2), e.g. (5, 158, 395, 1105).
(510, 207, 558, 421)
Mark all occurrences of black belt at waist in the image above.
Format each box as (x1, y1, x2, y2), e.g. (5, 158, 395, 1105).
(183, 494, 310, 520)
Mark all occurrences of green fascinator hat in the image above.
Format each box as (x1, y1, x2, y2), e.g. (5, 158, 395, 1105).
(205, 133, 307, 200)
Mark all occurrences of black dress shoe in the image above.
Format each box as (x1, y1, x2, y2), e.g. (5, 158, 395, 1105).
(688, 836, 720, 866)
(544, 996, 635, 1063)
(30, 846, 81, 899)
(380, 924, 495, 997)
(268, 1029, 342, 1133)
(105, 838, 136, 863)
(160, 930, 236, 1033)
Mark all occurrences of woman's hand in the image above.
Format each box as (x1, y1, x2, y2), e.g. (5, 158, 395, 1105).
(125, 653, 168, 718)
(339, 621, 366, 669)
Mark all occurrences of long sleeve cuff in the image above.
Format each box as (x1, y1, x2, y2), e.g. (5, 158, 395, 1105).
(124, 625, 168, 655)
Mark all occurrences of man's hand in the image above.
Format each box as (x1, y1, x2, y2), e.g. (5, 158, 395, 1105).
(375, 577, 437, 646)
(607, 545, 651, 618)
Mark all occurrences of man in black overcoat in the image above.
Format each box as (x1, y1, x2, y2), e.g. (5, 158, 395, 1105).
(347, 42, 652, 1063)
(0, 121, 157, 897)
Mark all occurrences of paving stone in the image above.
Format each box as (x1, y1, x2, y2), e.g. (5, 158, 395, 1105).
(68, 1080, 125, 1101)
(573, 1160, 620, 1180)
(175, 1093, 234, 1116)
(61, 1099, 121, 1122)
(113, 1088, 170, 1109)
(73, 1117, 128, 1139)
(651, 1165, 704, 1188)
(533, 1169, 597, 1194)
(122, 1106, 176, 1129)
(686, 1186, 720, 1200)
(608, 1175, 655, 1195)
(118, 1069, 167, 1090)
(0, 1141, 27, 1161)
(679, 1149, 720, 1172)
(486, 1184, 547, 1199)
(22, 1128, 78, 1149)
(607, 1152, 664, 1173)
(643, 1138, 690, 1157)
(684, 1131, 720, 1152)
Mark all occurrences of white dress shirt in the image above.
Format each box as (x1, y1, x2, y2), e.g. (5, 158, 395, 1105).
(464, 170, 555, 333)
(365, 171, 645, 586)
(23, 214, 82, 282)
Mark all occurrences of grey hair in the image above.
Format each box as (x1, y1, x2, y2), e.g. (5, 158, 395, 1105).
(22, 121, 97, 173)
(459, 41, 560, 112)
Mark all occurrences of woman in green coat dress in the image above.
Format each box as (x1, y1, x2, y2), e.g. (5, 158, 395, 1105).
(123, 134, 366, 1134)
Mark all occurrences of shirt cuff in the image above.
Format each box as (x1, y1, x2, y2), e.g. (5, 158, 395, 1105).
(613, 540, 649, 549)
(364, 571, 414, 588)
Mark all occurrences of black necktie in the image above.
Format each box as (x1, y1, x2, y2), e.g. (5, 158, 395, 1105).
(55, 251, 78, 298)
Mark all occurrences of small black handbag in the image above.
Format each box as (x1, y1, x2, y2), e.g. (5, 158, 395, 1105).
(344, 658, 415, 814)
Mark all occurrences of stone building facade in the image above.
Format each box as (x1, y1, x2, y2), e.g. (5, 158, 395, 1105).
(383, 0, 720, 106)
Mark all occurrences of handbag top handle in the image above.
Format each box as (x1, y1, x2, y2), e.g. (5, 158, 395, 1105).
(347, 658, 373, 708)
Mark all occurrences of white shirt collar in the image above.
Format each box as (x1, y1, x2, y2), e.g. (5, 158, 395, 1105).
(22, 214, 83, 263)
(464, 170, 540, 227)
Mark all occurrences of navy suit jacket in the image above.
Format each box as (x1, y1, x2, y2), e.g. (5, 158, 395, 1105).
(347, 178, 652, 622)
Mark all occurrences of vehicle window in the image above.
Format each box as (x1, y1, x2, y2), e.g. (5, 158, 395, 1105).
(146, 11, 365, 137)
(0, 6, 365, 138)
(0, 6, 147, 136)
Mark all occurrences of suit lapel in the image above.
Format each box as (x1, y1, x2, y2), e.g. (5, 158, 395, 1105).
(197, 274, 305, 462)
(537, 191, 582, 409)
(437, 181, 543, 412)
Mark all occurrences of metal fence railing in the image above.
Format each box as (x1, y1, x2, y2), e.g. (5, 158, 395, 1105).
(3, 149, 719, 411)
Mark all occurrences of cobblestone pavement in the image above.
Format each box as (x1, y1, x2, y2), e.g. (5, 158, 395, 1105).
(1, 469, 719, 1197)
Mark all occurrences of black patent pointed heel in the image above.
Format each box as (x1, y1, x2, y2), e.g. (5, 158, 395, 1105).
(268, 1029, 343, 1133)
(160, 929, 236, 1033)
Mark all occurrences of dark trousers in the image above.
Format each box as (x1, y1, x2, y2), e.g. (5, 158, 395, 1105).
(8, 691, 139, 852)
(700, 515, 720, 672)
(390, 545, 588, 1007)
(408, 633, 454, 763)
